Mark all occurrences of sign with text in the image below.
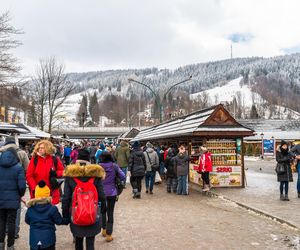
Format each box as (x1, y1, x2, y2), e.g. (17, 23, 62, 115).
(262, 139, 275, 156)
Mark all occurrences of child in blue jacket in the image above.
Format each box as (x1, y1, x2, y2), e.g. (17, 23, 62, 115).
(25, 180, 68, 250)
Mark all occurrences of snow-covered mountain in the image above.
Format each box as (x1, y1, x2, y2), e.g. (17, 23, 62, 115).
(191, 77, 300, 119)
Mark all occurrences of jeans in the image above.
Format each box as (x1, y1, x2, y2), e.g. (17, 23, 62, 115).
(297, 163, 300, 193)
(121, 167, 128, 186)
(177, 175, 187, 195)
(145, 171, 155, 191)
(280, 181, 289, 195)
(75, 236, 95, 250)
(31, 245, 55, 250)
(159, 162, 165, 176)
(102, 196, 117, 235)
(0, 209, 17, 247)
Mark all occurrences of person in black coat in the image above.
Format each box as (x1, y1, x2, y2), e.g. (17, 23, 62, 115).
(165, 145, 179, 193)
(276, 140, 293, 201)
(62, 164, 106, 250)
(128, 141, 146, 199)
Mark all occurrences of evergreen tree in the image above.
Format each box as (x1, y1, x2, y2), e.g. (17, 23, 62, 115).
(76, 95, 88, 126)
(250, 104, 260, 119)
(89, 92, 100, 124)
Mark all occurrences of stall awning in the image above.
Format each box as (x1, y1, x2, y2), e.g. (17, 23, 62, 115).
(132, 104, 254, 141)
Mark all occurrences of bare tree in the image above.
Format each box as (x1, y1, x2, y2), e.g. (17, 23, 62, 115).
(33, 57, 75, 133)
(0, 11, 22, 85)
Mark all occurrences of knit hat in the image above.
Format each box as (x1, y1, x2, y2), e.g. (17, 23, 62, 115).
(77, 148, 90, 161)
(4, 136, 16, 145)
(99, 143, 106, 150)
(132, 141, 140, 149)
(146, 141, 153, 148)
(35, 180, 50, 198)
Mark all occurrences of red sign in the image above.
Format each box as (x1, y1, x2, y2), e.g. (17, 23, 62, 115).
(216, 167, 232, 173)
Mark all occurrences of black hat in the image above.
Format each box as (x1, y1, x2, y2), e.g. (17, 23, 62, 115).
(77, 148, 90, 161)
(5, 136, 16, 145)
(132, 141, 140, 149)
(99, 151, 114, 163)
(281, 140, 288, 147)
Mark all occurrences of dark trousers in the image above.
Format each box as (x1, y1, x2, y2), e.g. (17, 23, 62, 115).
(90, 156, 96, 164)
(31, 245, 55, 250)
(166, 177, 178, 193)
(201, 171, 210, 185)
(75, 236, 95, 250)
(101, 196, 117, 235)
(130, 176, 143, 193)
(64, 156, 71, 166)
(280, 181, 289, 195)
(0, 209, 17, 247)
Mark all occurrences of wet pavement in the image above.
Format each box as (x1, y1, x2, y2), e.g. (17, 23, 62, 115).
(14, 177, 300, 250)
(214, 158, 300, 229)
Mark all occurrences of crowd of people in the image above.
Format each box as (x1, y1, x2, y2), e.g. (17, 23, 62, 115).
(0, 136, 214, 250)
(4, 136, 300, 249)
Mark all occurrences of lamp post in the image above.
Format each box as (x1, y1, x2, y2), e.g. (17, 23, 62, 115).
(128, 76, 192, 123)
(260, 132, 264, 159)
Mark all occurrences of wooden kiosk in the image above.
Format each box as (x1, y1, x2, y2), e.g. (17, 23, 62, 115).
(132, 104, 254, 188)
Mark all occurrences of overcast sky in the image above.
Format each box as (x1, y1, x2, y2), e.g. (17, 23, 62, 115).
(1, 0, 300, 75)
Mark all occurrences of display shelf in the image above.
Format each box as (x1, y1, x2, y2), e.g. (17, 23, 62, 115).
(211, 153, 236, 156)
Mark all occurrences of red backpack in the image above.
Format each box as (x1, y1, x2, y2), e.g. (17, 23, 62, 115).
(71, 178, 99, 226)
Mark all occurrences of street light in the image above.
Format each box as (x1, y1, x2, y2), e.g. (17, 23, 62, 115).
(260, 132, 264, 159)
(128, 76, 192, 123)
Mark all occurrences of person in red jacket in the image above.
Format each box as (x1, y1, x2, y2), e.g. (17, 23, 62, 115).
(198, 146, 212, 192)
(26, 140, 64, 205)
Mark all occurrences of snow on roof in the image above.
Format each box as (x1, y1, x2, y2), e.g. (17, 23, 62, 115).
(133, 105, 253, 141)
(24, 125, 51, 138)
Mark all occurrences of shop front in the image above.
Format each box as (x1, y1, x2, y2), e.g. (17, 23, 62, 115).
(132, 104, 254, 188)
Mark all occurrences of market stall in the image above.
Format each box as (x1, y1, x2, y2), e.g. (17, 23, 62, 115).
(132, 104, 254, 188)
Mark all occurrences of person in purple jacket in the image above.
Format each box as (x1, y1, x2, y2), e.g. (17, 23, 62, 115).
(99, 152, 125, 242)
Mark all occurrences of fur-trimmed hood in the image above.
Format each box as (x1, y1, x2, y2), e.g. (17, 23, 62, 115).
(64, 164, 106, 179)
(27, 197, 52, 207)
(0, 143, 18, 152)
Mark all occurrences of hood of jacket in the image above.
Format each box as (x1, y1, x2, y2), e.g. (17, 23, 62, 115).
(64, 163, 106, 179)
(100, 162, 114, 173)
(120, 141, 128, 147)
(146, 148, 154, 154)
(0, 148, 19, 168)
(0, 143, 18, 152)
(177, 152, 188, 159)
(134, 150, 144, 157)
(27, 197, 52, 208)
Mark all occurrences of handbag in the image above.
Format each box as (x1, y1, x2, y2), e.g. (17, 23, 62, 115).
(275, 163, 285, 174)
(146, 152, 159, 172)
(114, 164, 125, 197)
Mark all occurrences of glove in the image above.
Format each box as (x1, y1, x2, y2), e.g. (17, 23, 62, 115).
(49, 169, 57, 178)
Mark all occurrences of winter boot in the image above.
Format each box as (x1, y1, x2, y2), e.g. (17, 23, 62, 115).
(284, 195, 290, 201)
(106, 235, 113, 242)
(101, 229, 107, 237)
(136, 192, 141, 199)
(0, 242, 4, 250)
(7, 245, 15, 250)
(145, 189, 149, 194)
(298, 192, 300, 198)
(280, 194, 285, 201)
(203, 184, 210, 192)
(133, 189, 138, 199)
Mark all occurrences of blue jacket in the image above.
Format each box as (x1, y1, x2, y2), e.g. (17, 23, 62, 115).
(0, 148, 26, 209)
(25, 197, 68, 249)
(64, 147, 72, 157)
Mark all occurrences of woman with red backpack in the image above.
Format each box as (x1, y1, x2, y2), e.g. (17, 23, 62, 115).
(62, 163, 106, 250)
